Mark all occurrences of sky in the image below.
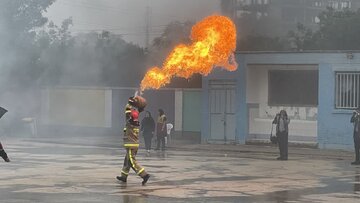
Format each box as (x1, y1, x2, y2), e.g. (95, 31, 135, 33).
(46, 0, 221, 47)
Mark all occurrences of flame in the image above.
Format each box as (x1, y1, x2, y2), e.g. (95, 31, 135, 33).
(140, 15, 237, 91)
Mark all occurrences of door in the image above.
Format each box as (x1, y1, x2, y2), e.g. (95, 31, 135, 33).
(209, 80, 236, 143)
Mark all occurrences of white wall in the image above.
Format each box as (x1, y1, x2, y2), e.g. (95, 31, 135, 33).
(247, 65, 318, 140)
(174, 90, 183, 131)
(41, 88, 112, 128)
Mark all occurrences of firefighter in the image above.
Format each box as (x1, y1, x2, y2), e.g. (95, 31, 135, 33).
(116, 96, 150, 185)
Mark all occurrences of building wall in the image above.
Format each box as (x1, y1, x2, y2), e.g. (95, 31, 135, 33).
(203, 52, 360, 150)
(40, 87, 176, 136)
(182, 90, 202, 132)
(247, 64, 318, 143)
(41, 88, 112, 128)
(318, 63, 360, 149)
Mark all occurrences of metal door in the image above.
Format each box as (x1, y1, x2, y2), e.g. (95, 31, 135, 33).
(209, 80, 236, 143)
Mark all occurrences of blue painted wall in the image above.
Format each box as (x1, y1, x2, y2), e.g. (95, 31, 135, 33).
(202, 52, 360, 150)
(318, 63, 355, 150)
(236, 55, 247, 144)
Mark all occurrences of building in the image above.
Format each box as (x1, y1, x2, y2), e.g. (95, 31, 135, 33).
(221, 0, 360, 37)
(202, 51, 360, 150)
(39, 86, 202, 143)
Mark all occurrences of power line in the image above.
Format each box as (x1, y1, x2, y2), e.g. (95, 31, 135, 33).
(70, 29, 162, 35)
(145, 4, 151, 48)
(71, 19, 171, 30)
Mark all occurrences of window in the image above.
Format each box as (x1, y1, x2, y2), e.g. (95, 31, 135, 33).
(314, 1, 322, 7)
(268, 70, 318, 106)
(341, 1, 351, 9)
(328, 1, 339, 9)
(335, 72, 360, 109)
(243, 0, 251, 5)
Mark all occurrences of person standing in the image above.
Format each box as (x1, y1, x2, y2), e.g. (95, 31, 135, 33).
(116, 96, 150, 185)
(155, 109, 167, 151)
(141, 111, 155, 153)
(350, 107, 360, 165)
(272, 110, 290, 160)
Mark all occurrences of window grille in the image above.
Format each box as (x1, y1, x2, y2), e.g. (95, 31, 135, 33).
(335, 72, 360, 109)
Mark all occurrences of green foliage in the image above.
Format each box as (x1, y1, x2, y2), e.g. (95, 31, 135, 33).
(288, 23, 315, 51)
(0, 0, 56, 90)
(0, 0, 147, 88)
(316, 8, 360, 50)
(288, 8, 360, 50)
(149, 21, 193, 66)
(237, 35, 287, 51)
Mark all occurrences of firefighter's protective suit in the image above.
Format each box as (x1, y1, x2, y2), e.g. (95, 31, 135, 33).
(117, 96, 149, 185)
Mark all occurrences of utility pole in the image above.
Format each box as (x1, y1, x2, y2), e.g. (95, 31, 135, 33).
(145, 2, 151, 49)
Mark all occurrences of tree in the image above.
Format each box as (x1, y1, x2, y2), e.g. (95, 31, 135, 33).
(288, 8, 360, 50)
(288, 23, 315, 51)
(150, 21, 193, 66)
(316, 8, 360, 50)
(36, 17, 74, 86)
(0, 0, 56, 90)
(237, 35, 287, 51)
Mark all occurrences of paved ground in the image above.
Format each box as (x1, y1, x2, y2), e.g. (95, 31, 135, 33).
(0, 135, 360, 202)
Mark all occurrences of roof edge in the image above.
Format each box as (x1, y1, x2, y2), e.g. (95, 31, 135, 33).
(235, 50, 360, 54)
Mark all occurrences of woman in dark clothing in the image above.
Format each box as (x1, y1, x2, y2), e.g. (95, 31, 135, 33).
(272, 110, 290, 160)
(155, 109, 167, 151)
(141, 111, 155, 153)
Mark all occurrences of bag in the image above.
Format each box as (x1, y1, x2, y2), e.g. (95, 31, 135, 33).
(270, 124, 278, 144)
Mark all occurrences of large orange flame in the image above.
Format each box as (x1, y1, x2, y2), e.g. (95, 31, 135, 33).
(140, 15, 237, 91)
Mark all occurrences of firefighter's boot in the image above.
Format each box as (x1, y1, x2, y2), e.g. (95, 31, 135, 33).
(116, 176, 127, 183)
(142, 174, 150, 185)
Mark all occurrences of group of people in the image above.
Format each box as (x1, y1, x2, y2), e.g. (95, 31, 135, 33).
(271, 108, 360, 165)
(141, 109, 167, 152)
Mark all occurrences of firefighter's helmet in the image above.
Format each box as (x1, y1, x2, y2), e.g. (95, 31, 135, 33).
(128, 96, 147, 112)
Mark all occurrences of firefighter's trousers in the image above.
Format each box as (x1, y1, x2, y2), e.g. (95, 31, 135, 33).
(120, 147, 147, 178)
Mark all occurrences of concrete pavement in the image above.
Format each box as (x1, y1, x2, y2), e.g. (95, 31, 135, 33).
(0, 135, 359, 202)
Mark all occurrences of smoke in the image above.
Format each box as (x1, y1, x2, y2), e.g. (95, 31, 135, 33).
(0, 0, 216, 138)
(0, 1, 146, 137)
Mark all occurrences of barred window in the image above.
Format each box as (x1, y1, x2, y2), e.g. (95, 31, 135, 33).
(335, 72, 360, 109)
